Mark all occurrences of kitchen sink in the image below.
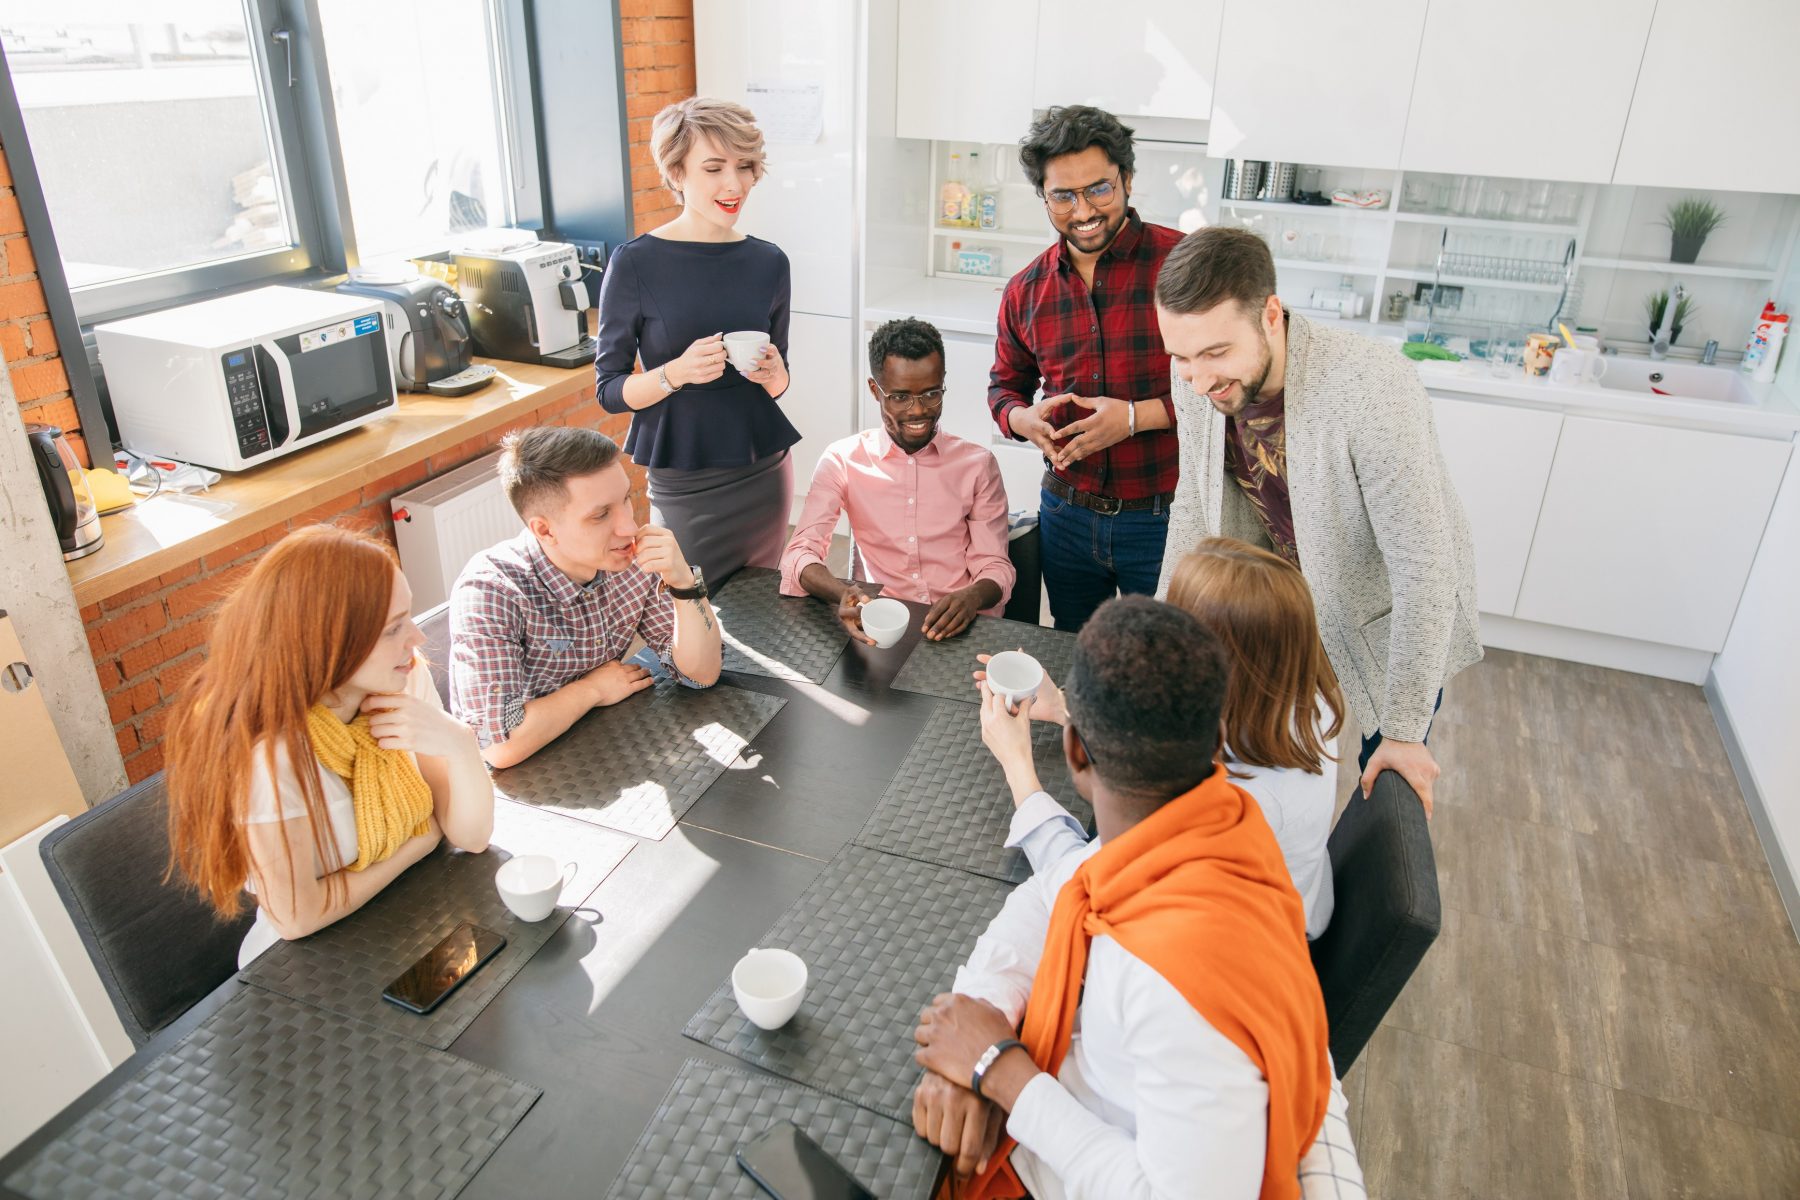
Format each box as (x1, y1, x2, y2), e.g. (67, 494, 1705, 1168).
(1596, 359, 1755, 404)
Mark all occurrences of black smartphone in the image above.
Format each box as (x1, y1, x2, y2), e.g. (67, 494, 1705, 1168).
(736, 1120, 876, 1200)
(380, 922, 507, 1014)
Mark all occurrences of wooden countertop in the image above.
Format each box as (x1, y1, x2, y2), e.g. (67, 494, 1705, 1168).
(67, 358, 595, 608)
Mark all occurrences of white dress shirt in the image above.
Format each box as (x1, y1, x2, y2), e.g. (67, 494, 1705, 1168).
(1009, 731, 1337, 941)
(955, 814, 1366, 1200)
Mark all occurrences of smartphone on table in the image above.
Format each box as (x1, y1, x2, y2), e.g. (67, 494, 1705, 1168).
(380, 921, 507, 1014)
(737, 1120, 876, 1200)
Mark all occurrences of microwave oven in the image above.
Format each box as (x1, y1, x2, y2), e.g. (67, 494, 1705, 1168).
(95, 285, 399, 472)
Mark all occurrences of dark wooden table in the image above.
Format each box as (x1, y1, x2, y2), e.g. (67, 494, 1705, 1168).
(0, 600, 986, 1200)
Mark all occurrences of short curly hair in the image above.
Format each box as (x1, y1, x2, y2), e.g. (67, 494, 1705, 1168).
(1018, 105, 1137, 193)
(866, 317, 944, 380)
(1063, 596, 1227, 798)
(650, 96, 767, 202)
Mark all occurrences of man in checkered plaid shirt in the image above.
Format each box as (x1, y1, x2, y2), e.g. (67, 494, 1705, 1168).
(448, 428, 722, 769)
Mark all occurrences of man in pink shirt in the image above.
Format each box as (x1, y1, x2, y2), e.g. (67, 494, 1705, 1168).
(780, 318, 1016, 642)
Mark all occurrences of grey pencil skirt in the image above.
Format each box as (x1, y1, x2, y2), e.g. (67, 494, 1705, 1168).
(647, 450, 794, 587)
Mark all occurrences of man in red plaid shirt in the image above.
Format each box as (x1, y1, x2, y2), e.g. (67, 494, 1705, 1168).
(988, 106, 1184, 631)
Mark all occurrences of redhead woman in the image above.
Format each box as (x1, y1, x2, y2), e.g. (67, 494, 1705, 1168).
(593, 96, 799, 587)
(166, 525, 495, 965)
(977, 536, 1345, 937)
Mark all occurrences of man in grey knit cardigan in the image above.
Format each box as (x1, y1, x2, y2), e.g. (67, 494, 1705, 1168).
(1153, 227, 1481, 814)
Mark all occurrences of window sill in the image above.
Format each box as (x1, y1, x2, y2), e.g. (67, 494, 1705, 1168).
(66, 357, 594, 608)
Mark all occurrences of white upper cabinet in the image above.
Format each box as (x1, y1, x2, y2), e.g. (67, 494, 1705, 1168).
(1614, 0, 1800, 193)
(1032, 0, 1225, 121)
(1402, 0, 1655, 182)
(895, 1, 1038, 144)
(1209, 0, 1426, 168)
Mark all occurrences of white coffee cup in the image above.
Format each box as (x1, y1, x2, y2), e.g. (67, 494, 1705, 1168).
(858, 597, 910, 648)
(985, 650, 1044, 711)
(1549, 348, 1608, 386)
(732, 947, 807, 1030)
(495, 854, 575, 923)
(724, 330, 770, 374)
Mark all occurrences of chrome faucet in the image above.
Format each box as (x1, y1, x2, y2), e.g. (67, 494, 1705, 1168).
(1650, 282, 1685, 361)
(1702, 339, 1719, 365)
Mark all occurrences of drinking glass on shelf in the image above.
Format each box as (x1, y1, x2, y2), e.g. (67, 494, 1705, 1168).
(1453, 177, 1482, 216)
(1480, 187, 1509, 220)
(1431, 182, 1453, 212)
(1403, 177, 1430, 210)
(1526, 181, 1553, 222)
(1303, 231, 1325, 260)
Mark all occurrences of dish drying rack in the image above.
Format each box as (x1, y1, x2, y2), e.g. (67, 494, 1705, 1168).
(1422, 227, 1579, 343)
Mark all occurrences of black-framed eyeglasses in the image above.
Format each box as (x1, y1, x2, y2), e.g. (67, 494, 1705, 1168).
(1042, 172, 1122, 215)
(872, 380, 947, 411)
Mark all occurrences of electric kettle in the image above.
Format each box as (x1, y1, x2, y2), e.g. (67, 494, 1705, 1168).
(25, 423, 103, 561)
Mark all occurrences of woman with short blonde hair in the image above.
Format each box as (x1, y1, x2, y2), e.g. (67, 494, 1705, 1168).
(595, 95, 799, 586)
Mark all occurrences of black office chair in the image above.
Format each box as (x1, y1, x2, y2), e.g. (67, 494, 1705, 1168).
(1004, 519, 1042, 625)
(38, 772, 255, 1046)
(1309, 768, 1441, 1074)
(415, 599, 453, 707)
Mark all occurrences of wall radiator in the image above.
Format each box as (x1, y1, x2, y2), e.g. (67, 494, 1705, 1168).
(391, 450, 523, 613)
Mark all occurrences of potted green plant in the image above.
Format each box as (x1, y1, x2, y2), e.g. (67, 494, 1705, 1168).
(1644, 289, 1698, 344)
(1659, 197, 1726, 264)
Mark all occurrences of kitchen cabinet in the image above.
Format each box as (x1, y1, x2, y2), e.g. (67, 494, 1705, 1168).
(894, 1, 1037, 144)
(1032, 0, 1225, 122)
(785, 312, 858, 494)
(1401, 0, 1654, 183)
(1209, 0, 1426, 168)
(1512, 415, 1791, 651)
(1613, 0, 1800, 194)
(1429, 395, 1562, 617)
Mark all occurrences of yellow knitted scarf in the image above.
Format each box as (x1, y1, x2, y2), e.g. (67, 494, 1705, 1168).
(305, 704, 434, 871)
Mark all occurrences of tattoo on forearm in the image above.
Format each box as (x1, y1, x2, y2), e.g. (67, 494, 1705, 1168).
(694, 598, 713, 632)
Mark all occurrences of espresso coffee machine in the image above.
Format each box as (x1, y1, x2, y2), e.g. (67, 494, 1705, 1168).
(336, 266, 491, 396)
(453, 235, 596, 368)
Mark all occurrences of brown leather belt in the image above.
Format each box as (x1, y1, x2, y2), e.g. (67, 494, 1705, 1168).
(1041, 471, 1172, 517)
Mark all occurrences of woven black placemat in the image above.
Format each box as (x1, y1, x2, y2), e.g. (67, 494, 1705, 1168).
(889, 617, 1077, 705)
(240, 799, 631, 1049)
(5, 988, 539, 1200)
(683, 845, 1010, 1121)
(605, 1057, 939, 1200)
(492, 680, 786, 840)
(712, 567, 851, 684)
(855, 700, 1089, 883)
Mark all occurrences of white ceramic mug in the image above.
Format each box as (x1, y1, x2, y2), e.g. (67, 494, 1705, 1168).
(985, 650, 1044, 712)
(857, 597, 909, 649)
(723, 330, 770, 374)
(1549, 348, 1608, 386)
(495, 854, 576, 923)
(732, 947, 807, 1030)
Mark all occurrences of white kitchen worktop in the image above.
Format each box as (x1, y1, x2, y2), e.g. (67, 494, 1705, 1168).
(1415, 359, 1800, 440)
(863, 269, 1800, 441)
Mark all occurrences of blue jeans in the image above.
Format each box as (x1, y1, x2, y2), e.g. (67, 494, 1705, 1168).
(1357, 689, 1445, 775)
(1037, 486, 1171, 632)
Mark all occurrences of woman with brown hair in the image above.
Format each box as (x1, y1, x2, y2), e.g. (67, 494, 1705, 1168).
(979, 536, 1343, 937)
(166, 525, 495, 965)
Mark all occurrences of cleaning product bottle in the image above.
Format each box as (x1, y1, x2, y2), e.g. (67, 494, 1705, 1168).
(940, 153, 971, 228)
(1743, 302, 1781, 376)
(1750, 312, 1788, 383)
(973, 150, 999, 230)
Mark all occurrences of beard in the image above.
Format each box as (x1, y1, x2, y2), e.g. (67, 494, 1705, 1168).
(1205, 332, 1275, 416)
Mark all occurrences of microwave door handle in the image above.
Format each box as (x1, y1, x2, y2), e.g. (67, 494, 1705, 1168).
(253, 341, 297, 447)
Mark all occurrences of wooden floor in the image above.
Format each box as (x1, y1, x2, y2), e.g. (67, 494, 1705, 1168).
(1336, 648, 1800, 1199)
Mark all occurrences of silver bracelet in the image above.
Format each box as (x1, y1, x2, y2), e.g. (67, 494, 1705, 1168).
(1126, 399, 1138, 437)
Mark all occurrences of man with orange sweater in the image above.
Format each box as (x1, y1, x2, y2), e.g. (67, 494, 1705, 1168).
(911, 597, 1364, 1199)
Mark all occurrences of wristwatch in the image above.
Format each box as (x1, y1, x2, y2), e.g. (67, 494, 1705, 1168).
(665, 564, 708, 601)
(657, 364, 677, 394)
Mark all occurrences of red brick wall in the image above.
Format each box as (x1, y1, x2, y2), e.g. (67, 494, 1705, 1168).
(620, 0, 696, 234)
(0, 139, 86, 465)
(87, 401, 644, 784)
